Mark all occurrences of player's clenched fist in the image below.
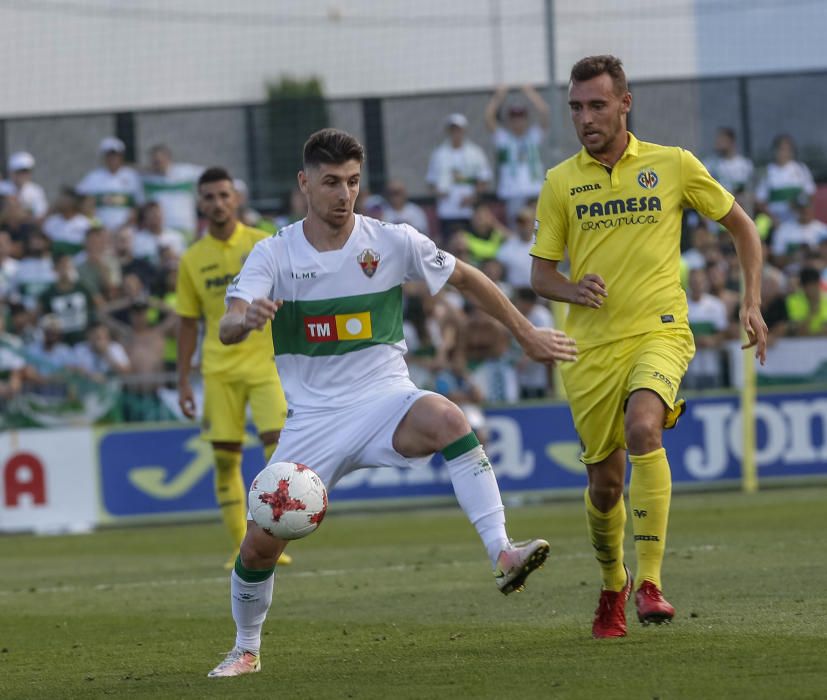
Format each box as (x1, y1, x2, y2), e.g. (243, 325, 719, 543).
(244, 298, 283, 331)
(574, 273, 608, 308)
(521, 327, 578, 364)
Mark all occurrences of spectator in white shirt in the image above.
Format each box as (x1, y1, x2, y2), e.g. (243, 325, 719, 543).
(426, 113, 492, 238)
(485, 85, 549, 225)
(771, 195, 827, 264)
(380, 179, 430, 235)
(756, 134, 816, 227)
(72, 322, 131, 380)
(704, 127, 754, 213)
(496, 205, 536, 289)
(0, 152, 49, 220)
(685, 268, 728, 389)
(512, 287, 554, 398)
(0, 231, 19, 302)
(42, 188, 92, 257)
(76, 137, 143, 232)
(134, 201, 187, 263)
(142, 144, 202, 235)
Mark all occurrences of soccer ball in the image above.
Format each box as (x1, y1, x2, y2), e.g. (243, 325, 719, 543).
(248, 462, 328, 540)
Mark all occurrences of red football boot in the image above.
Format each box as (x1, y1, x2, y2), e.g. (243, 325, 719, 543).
(592, 567, 633, 639)
(635, 580, 675, 624)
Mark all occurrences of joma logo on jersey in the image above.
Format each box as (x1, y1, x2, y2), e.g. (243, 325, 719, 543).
(205, 273, 236, 289)
(305, 312, 372, 342)
(569, 183, 602, 196)
(652, 371, 673, 389)
(575, 196, 661, 220)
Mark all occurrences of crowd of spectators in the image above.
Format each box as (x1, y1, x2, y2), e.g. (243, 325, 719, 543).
(1, 89, 825, 426)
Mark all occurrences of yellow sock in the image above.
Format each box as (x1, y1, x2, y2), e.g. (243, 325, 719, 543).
(213, 448, 246, 550)
(584, 489, 627, 592)
(262, 441, 277, 463)
(629, 447, 672, 590)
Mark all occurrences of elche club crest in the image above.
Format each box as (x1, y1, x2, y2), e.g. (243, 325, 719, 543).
(357, 248, 380, 277)
(637, 169, 659, 189)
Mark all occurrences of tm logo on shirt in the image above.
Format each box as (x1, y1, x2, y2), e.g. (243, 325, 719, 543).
(305, 312, 372, 342)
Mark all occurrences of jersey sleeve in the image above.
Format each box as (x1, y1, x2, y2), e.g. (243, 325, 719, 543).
(530, 174, 566, 260)
(225, 239, 277, 305)
(403, 225, 456, 295)
(680, 149, 735, 221)
(174, 257, 202, 318)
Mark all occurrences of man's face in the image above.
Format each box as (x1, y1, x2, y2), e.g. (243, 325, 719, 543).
(150, 149, 171, 174)
(448, 125, 465, 147)
(568, 73, 631, 157)
(103, 151, 123, 173)
(198, 179, 238, 227)
(508, 112, 529, 136)
(11, 169, 31, 187)
(714, 131, 734, 157)
(298, 160, 361, 229)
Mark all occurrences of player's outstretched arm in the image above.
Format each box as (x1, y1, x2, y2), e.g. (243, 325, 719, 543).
(449, 259, 576, 364)
(530, 257, 607, 308)
(219, 297, 281, 345)
(718, 201, 769, 364)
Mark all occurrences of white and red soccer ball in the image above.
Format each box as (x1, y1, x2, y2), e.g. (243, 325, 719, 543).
(248, 461, 328, 540)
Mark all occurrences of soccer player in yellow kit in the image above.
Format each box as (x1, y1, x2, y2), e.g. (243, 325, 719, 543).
(530, 56, 768, 638)
(176, 167, 290, 567)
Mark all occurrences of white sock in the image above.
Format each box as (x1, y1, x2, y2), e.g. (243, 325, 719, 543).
(445, 442, 509, 566)
(231, 569, 275, 653)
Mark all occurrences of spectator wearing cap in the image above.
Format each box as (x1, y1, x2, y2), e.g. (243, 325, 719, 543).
(76, 137, 144, 232)
(42, 187, 92, 257)
(380, 179, 429, 235)
(426, 113, 492, 237)
(770, 195, 827, 265)
(786, 267, 827, 337)
(756, 134, 816, 227)
(485, 85, 549, 225)
(0, 152, 49, 220)
(141, 144, 203, 236)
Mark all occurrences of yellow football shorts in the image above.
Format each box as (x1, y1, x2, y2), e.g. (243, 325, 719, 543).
(560, 327, 695, 464)
(202, 372, 287, 443)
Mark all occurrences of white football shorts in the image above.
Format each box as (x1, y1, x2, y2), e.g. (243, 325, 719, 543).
(270, 386, 436, 490)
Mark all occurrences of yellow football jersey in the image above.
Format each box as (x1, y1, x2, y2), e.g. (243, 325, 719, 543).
(531, 133, 734, 349)
(176, 223, 275, 378)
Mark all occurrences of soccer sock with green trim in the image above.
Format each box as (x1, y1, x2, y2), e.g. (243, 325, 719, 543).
(214, 448, 246, 550)
(584, 489, 628, 592)
(629, 447, 672, 589)
(442, 432, 508, 566)
(231, 555, 275, 654)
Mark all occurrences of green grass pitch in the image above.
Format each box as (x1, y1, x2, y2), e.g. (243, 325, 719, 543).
(1, 487, 826, 699)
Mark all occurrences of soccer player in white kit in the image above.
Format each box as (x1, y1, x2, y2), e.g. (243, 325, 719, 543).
(208, 129, 577, 678)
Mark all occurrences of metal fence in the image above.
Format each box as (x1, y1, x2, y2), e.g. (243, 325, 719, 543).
(2, 70, 826, 211)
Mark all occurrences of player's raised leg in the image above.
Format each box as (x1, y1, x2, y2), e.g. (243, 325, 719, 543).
(208, 522, 287, 678)
(585, 450, 633, 638)
(393, 393, 549, 595)
(626, 390, 676, 624)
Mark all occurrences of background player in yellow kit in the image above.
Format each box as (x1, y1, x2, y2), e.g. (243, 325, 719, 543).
(530, 56, 768, 638)
(176, 167, 290, 567)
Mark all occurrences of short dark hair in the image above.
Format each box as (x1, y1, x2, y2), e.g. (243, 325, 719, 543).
(800, 267, 820, 287)
(198, 166, 234, 189)
(303, 129, 365, 169)
(570, 55, 628, 95)
(150, 143, 171, 157)
(717, 126, 737, 142)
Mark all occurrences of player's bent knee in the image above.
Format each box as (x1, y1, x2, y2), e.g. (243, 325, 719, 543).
(240, 521, 286, 569)
(625, 420, 662, 454)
